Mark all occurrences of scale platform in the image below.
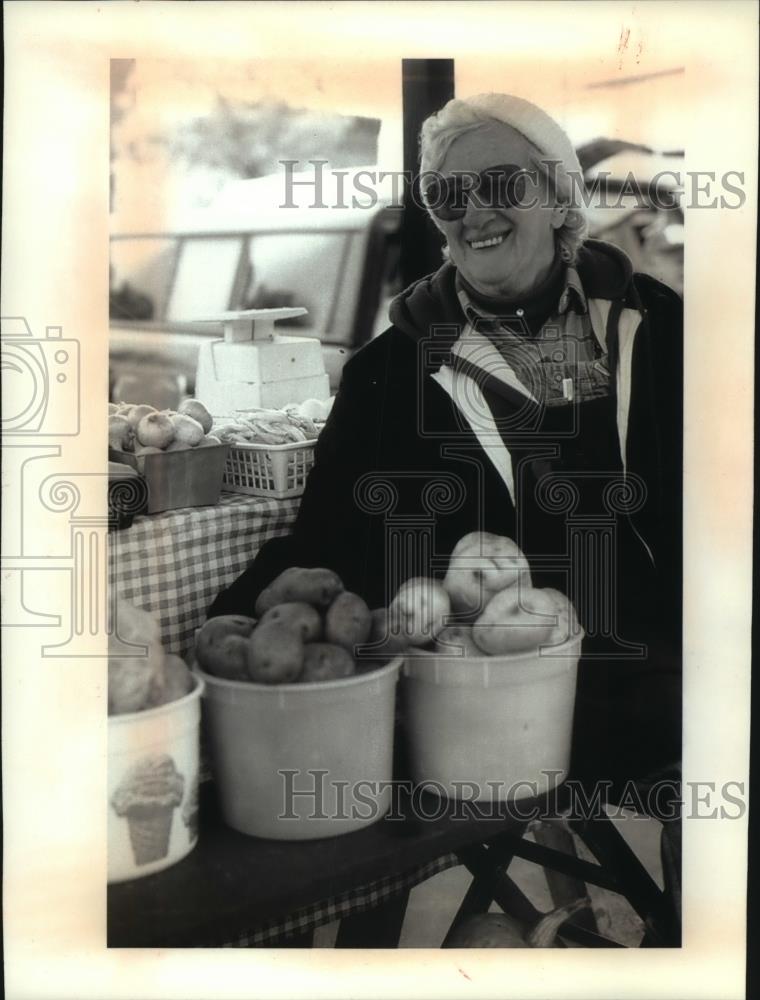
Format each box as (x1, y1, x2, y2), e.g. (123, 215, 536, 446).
(187, 308, 330, 415)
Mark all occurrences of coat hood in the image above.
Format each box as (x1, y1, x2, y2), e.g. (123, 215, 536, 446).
(388, 239, 636, 344)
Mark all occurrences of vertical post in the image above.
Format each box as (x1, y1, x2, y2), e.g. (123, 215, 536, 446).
(110, 59, 136, 215)
(400, 58, 455, 287)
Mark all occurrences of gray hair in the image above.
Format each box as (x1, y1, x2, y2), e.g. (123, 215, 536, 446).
(419, 100, 588, 265)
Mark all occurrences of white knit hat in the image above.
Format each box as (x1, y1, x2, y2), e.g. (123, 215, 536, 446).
(421, 93, 582, 179)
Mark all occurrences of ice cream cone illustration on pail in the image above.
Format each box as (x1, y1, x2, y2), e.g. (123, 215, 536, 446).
(111, 754, 185, 865)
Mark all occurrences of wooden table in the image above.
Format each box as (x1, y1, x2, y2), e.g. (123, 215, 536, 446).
(108, 778, 678, 949)
(108, 782, 543, 948)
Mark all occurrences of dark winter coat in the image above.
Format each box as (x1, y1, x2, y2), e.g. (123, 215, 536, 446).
(210, 240, 683, 786)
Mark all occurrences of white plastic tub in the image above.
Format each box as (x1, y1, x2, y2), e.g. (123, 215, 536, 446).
(197, 658, 402, 840)
(108, 675, 204, 883)
(402, 634, 583, 801)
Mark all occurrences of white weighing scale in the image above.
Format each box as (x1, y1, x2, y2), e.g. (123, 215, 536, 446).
(189, 308, 330, 416)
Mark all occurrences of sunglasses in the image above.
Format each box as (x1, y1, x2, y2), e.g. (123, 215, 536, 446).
(422, 163, 533, 221)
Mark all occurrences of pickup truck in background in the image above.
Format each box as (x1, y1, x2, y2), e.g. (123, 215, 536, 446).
(109, 148, 682, 409)
(109, 168, 403, 408)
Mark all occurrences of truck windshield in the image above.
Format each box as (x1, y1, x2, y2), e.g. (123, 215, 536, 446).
(110, 229, 361, 345)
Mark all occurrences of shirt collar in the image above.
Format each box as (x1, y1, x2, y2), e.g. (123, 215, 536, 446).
(559, 264, 588, 315)
(456, 262, 588, 327)
(456, 283, 490, 327)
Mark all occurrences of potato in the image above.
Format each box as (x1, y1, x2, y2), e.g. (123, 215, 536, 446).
(372, 607, 409, 648)
(388, 577, 450, 647)
(352, 608, 409, 664)
(259, 602, 322, 642)
(205, 634, 252, 680)
(195, 615, 258, 679)
(325, 591, 371, 652)
(539, 588, 579, 647)
(108, 601, 165, 715)
(472, 586, 557, 655)
(108, 657, 159, 716)
(432, 624, 483, 657)
(246, 622, 304, 683)
(300, 643, 356, 682)
(151, 654, 195, 706)
(254, 567, 344, 617)
(443, 531, 530, 616)
(444, 913, 527, 948)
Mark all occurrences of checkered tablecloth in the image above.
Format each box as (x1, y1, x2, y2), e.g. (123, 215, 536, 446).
(219, 853, 460, 947)
(108, 492, 300, 659)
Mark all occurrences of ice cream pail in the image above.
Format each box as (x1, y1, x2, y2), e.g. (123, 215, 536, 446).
(107, 675, 204, 883)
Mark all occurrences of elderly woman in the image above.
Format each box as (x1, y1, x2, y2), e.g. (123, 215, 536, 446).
(212, 93, 682, 789)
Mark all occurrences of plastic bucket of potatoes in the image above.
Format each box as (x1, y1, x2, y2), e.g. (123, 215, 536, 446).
(394, 531, 585, 802)
(199, 658, 401, 840)
(193, 568, 403, 840)
(403, 632, 583, 802)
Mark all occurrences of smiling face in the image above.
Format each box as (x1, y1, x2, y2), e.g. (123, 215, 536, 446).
(436, 121, 564, 299)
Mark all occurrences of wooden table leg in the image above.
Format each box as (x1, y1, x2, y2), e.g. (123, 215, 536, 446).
(335, 890, 411, 948)
(531, 821, 599, 934)
(569, 813, 677, 945)
(441, 830, 528, 946)
(440, 877, 498, 947)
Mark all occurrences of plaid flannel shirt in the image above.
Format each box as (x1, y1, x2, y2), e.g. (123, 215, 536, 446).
(455, 264, 611, 407)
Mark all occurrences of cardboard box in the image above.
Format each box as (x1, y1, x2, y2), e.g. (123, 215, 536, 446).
(109, 444, 229, 514)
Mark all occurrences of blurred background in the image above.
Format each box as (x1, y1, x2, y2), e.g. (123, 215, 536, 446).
(109, 36, 686, 407)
